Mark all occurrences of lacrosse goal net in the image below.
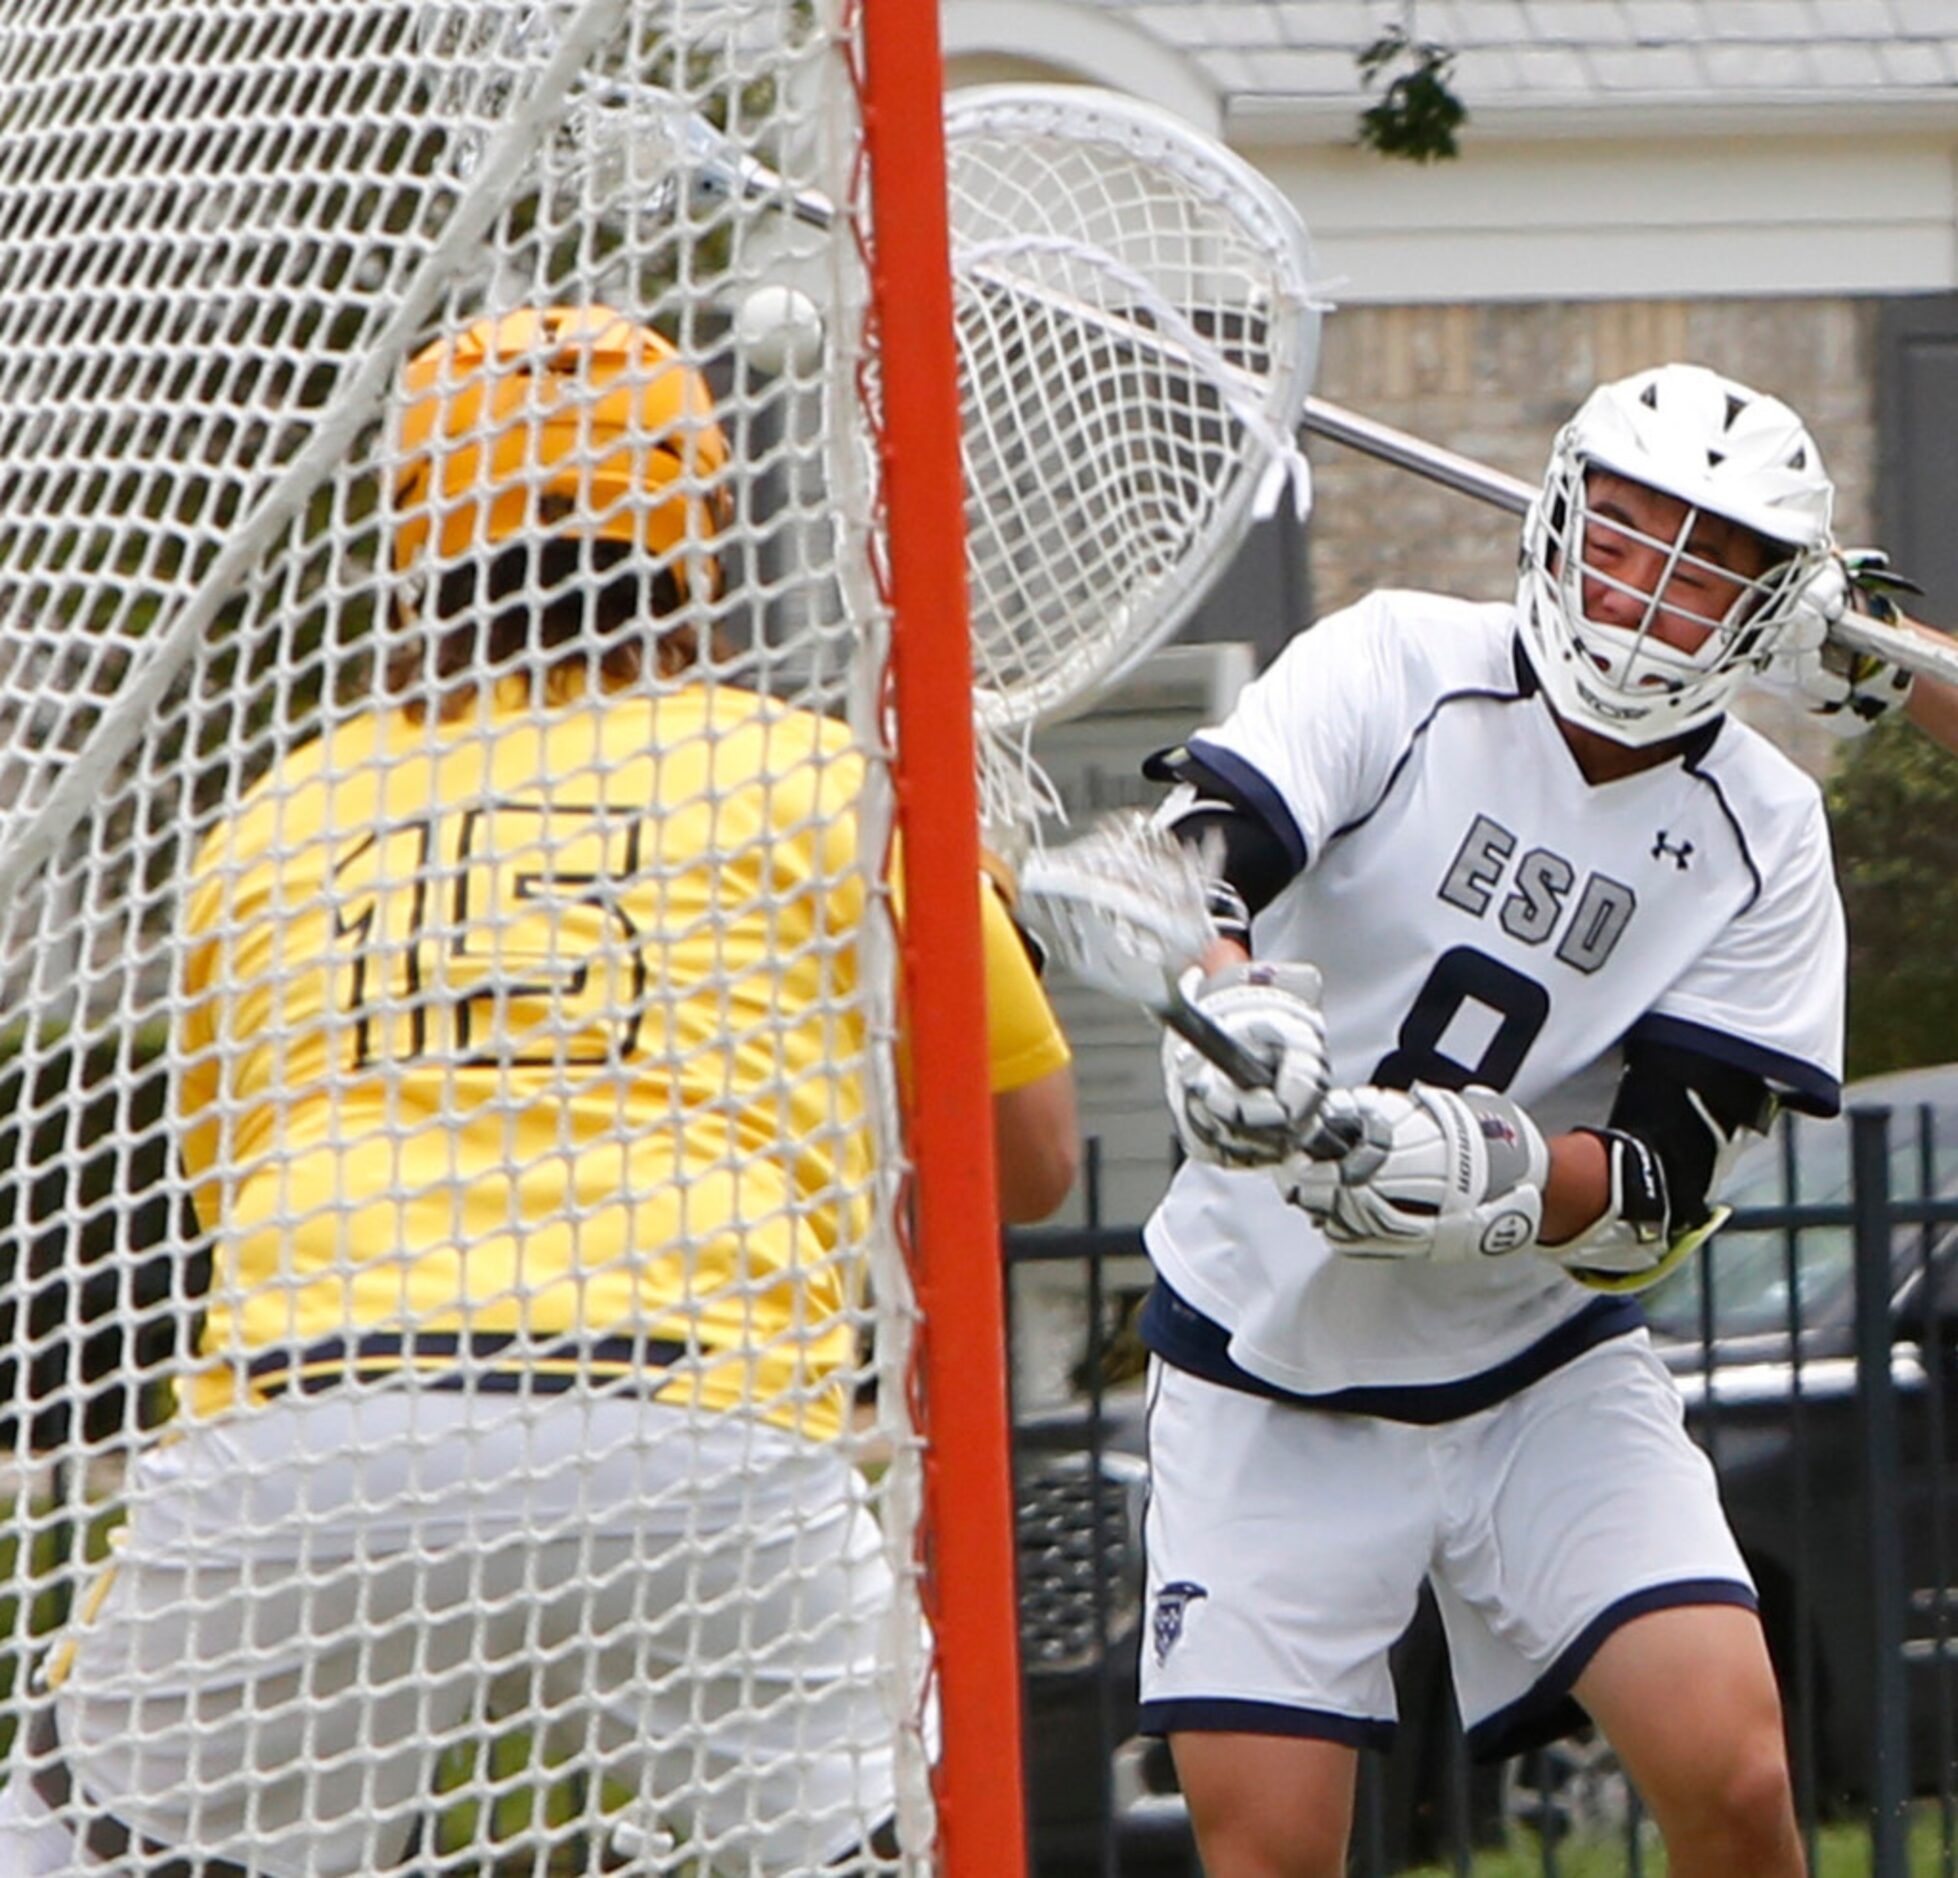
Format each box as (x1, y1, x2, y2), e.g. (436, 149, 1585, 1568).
(0, 1, 1019, 1871)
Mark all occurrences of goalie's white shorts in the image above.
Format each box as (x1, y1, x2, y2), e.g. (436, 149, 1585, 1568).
(1139, 1331, 1754, 1761)
(38, 1389, 904, 1878)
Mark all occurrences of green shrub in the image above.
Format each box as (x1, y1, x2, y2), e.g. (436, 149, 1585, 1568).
(1827, 725, 1958, 1080)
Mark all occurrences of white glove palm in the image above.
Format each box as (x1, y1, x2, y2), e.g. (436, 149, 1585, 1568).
(1160, 961, 1330, 1168)
(1277, 1083, 1548, 1263)
(1760, 551, 1915, 738)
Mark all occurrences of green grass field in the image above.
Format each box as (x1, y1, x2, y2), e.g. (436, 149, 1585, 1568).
(1400, 1809, 1958, 1877)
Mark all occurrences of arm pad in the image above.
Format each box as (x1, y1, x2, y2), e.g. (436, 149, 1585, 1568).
(1548, 1126, 1671, 1283)
(1606, 1040, 1774, 1230)
(1548, 1043, 1773, 1290)
(1146, 746, 1299, 948)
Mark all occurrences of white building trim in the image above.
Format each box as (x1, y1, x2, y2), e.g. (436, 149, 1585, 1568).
(1252, 132, 1958, 304)
(1228, 94, 1958, 145)
(941, 1, 1220, 134)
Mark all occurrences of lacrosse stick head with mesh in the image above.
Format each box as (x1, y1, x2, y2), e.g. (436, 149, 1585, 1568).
(1018, 811, 1274, 1092)
(464, 70, 1328, 847)
(941, 87, 1325, 826)
(445, 61, 1327, 855)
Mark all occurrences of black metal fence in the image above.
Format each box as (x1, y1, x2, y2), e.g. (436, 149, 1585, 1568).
(1006, 1099, 1958, 1877)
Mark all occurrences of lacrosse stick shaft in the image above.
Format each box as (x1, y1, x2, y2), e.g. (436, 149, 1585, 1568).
(1810, 601, 1958, 686)
(1161, 994, 1277, 1093)
(1300, 396, 1958, 690)
(1163, 995, 1362, 1157)
(1829, 609, 1958, 688)
(629, 87, 836, 228)
(1303, 396, 1533, 516)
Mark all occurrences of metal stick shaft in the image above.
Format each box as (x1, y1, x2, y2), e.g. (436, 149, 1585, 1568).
(1300, 396, 1958, 691)
(1160, 993, 1276, 1092)
(1825, 611, 1958, 686)
(640, 89, 1958, 691)
(1303, 396, 1532, 515)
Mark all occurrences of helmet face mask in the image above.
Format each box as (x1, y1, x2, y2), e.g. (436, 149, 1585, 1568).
(1517, 364, 1835, 747)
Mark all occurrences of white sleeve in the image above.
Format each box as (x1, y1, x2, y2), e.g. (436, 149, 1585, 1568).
(1185, 595, 1423, 870)
(1630, 794, 1845, 1115)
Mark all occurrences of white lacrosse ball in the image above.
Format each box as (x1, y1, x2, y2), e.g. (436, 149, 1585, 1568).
(735, 284, 825, 377)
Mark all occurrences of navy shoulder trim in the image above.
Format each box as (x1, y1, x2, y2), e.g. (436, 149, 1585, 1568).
(1626, 1014, 1840, 1117)
(1165, 628, 1534, 872)
(1180, 737, 1308, 874)
(1329, 678, 1535, 847)
(1681, 744, 1763, 915)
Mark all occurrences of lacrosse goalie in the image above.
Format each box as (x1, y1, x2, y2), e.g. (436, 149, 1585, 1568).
(1135, 363, 1843, 1878)
(0, 306, 1074, 1878)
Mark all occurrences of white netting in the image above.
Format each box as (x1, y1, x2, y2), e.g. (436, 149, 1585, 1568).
(0, 3, 943, 1871)
(943, 86, 1322, 747)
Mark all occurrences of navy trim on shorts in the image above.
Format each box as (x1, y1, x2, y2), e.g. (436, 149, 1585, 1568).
(1464, 1577, 1759, 1764)
(1140, 1282, 1643, 1425)
(1140, 1697, 1396, 1754)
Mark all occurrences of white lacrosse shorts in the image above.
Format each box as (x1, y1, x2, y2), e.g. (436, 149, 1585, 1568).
(1139, 1331, 1754, 1759)
(40, 1387, 905, 1878)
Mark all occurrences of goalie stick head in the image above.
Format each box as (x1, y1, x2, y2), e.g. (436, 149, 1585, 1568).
(389, 305, 731, 600)
(1518, 362, 1835, 747)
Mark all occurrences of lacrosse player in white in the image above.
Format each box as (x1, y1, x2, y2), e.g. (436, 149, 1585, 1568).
(1137, 364, 1846, 1878)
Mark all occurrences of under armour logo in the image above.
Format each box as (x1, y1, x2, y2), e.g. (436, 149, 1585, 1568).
(1651, 832, 1694, 869)
(1151, 1581, 1209, 1666)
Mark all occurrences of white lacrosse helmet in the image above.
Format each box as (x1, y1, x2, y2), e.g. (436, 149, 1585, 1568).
(1516, 363, 1835, 746)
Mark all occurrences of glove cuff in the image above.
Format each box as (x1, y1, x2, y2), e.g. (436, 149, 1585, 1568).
(1550, 1126, 1672, 1277)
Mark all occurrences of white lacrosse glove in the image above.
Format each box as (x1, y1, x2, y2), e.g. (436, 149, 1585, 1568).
(1276, 1083, 1549, 1263)
(1760, 550, 1915, 738)
(1160, 960, 1330, 1168)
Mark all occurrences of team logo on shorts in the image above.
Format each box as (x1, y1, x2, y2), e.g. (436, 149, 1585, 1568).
(1151, 1581, 1209, 1665)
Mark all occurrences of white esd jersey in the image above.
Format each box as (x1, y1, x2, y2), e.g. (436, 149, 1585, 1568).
(1144, 590, 1845, 1401)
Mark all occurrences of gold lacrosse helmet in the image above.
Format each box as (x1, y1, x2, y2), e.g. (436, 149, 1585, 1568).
(389, 305, 730, 595)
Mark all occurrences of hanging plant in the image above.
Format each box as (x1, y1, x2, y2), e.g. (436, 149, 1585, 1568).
(1356, 24, 1467, 163)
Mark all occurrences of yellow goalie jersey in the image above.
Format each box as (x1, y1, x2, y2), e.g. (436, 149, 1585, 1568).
(177, 677, 1066, 1440)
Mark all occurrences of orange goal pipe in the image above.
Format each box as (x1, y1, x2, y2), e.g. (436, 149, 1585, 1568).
(860, 7, 1028, 1876)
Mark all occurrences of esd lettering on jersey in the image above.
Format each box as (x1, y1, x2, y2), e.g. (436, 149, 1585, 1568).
(1439, 813, 1636, 975)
